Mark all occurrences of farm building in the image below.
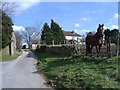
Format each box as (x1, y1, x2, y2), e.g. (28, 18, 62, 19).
(31, 40, 38, 49)
(63, 31, 82, 44)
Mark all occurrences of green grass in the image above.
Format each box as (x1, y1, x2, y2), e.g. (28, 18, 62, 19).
(34, 51, 120, 89)
(2, 52, 21, 61)
(0, 51, 2, 61)
(1, 48, 21, 61)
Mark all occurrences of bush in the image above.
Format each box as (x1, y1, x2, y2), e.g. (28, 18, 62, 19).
(40, 46, 46, 53)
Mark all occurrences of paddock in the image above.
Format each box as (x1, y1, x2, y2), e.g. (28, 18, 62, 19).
(78, 43, 118, 56)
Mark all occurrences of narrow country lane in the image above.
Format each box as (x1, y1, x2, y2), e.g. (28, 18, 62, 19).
(1, 51, 50, 88)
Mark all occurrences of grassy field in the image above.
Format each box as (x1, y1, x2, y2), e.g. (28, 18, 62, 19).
(1, 48, 21, 61)
(78, 44, 117, 56)
(34, 51, 120, 89)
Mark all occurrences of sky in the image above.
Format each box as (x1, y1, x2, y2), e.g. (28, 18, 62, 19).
(11, 0, 119, 35)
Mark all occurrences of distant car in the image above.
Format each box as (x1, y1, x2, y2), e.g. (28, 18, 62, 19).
(27, 53, 31, 57)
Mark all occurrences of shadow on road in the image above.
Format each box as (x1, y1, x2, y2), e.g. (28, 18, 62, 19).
(32, 69, 44, 74)
(26, 51, 37, 59)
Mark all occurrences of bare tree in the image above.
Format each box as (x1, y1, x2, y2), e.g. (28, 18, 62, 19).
(14, 31, 22, 52)
(22, 27, 37, 49)
(22, 21, 42, 49)
(0, 1, 19, 17)
(33, 22, 42, 48)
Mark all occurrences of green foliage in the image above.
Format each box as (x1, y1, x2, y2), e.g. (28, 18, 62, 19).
(35, 51, 120, 88)
(51, 19, 65, 44)
(110, 29, 120, 45)
(41, 20, 65, 45)
(104, 29, 111, 40)
(1, 9, 13, 48)
(41, 23, 53, 45)
(104, 29, 120, 45)
(110, 29, 119, 36)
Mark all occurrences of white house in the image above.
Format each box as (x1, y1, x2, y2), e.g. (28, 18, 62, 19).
(31, 31, 82, 47)
(63, 31, 82, 44)
(31, 40, 38, 49)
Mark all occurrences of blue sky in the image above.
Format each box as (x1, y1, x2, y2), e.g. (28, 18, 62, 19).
(12, 2, 119, 35)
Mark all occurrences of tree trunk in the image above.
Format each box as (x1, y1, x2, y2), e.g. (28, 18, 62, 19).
(9, 43, 11, 55)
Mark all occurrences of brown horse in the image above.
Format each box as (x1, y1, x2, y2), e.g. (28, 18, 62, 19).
(85, 24, 104, 56)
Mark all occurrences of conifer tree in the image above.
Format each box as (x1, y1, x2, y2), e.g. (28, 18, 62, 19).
(41, 20, 65, 45)
(1, 9, 13, 48)
(50, 19, 65, 44)
(41, 23, 53, 45)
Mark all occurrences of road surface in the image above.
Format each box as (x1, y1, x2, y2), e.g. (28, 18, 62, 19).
(1, 51, 50, 88)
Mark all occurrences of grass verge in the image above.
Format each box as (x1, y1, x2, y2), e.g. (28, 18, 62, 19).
(2, 51, 21, 61)
(34, 50, 120, 89)
(1, 48, 21, 61)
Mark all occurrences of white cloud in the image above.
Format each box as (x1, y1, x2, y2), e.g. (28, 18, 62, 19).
(106, 13, 118, 27)
(114, 13, 119, 19)
(103, 25, 108, 29)
(74, 29, 91, 35)
(3, 0, 41, 15)
(16, 1, 40, 14)
(6, 0, 41, 2)
(110, 25, 118, 29)
(105, 24, 118, 30)
(4, 0, 120, 2)
(12, 25, 25, 31)
(75, 23, 80, 27)
(80, 17, 91, 21)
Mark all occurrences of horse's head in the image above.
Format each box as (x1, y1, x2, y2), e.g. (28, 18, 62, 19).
(97, 24, 104, 37)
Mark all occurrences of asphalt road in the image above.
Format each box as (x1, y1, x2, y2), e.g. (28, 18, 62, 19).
(1, 51, 50, 88)
(0, 61, 2, 89)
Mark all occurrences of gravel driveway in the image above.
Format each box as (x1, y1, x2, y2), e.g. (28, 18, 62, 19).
(1, 51, 50, 88)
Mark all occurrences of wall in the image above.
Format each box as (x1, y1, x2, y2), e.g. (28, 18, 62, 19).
(40, 45, 72, 55)
(10, 32, 16, 55)
(1, 46, 9, 55)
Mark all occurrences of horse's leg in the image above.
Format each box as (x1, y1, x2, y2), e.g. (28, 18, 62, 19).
(90, 45, 93, 56)
(86, 45, 90, 56)
(98, 45, 100, 52)
(98, 44, 102, 56)
(95, 45, 99, 57)
(88, 45, 91, 54)
(86, 45, 88, 56)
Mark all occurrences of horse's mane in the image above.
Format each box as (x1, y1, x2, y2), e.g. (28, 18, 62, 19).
(87, 32, 94, 36)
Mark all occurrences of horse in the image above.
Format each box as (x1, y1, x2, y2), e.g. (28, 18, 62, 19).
(85, 24, 104, 56)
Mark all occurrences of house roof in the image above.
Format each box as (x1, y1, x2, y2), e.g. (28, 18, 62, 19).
(63, 31, 82, 37)
(31, 40, 38, 44)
